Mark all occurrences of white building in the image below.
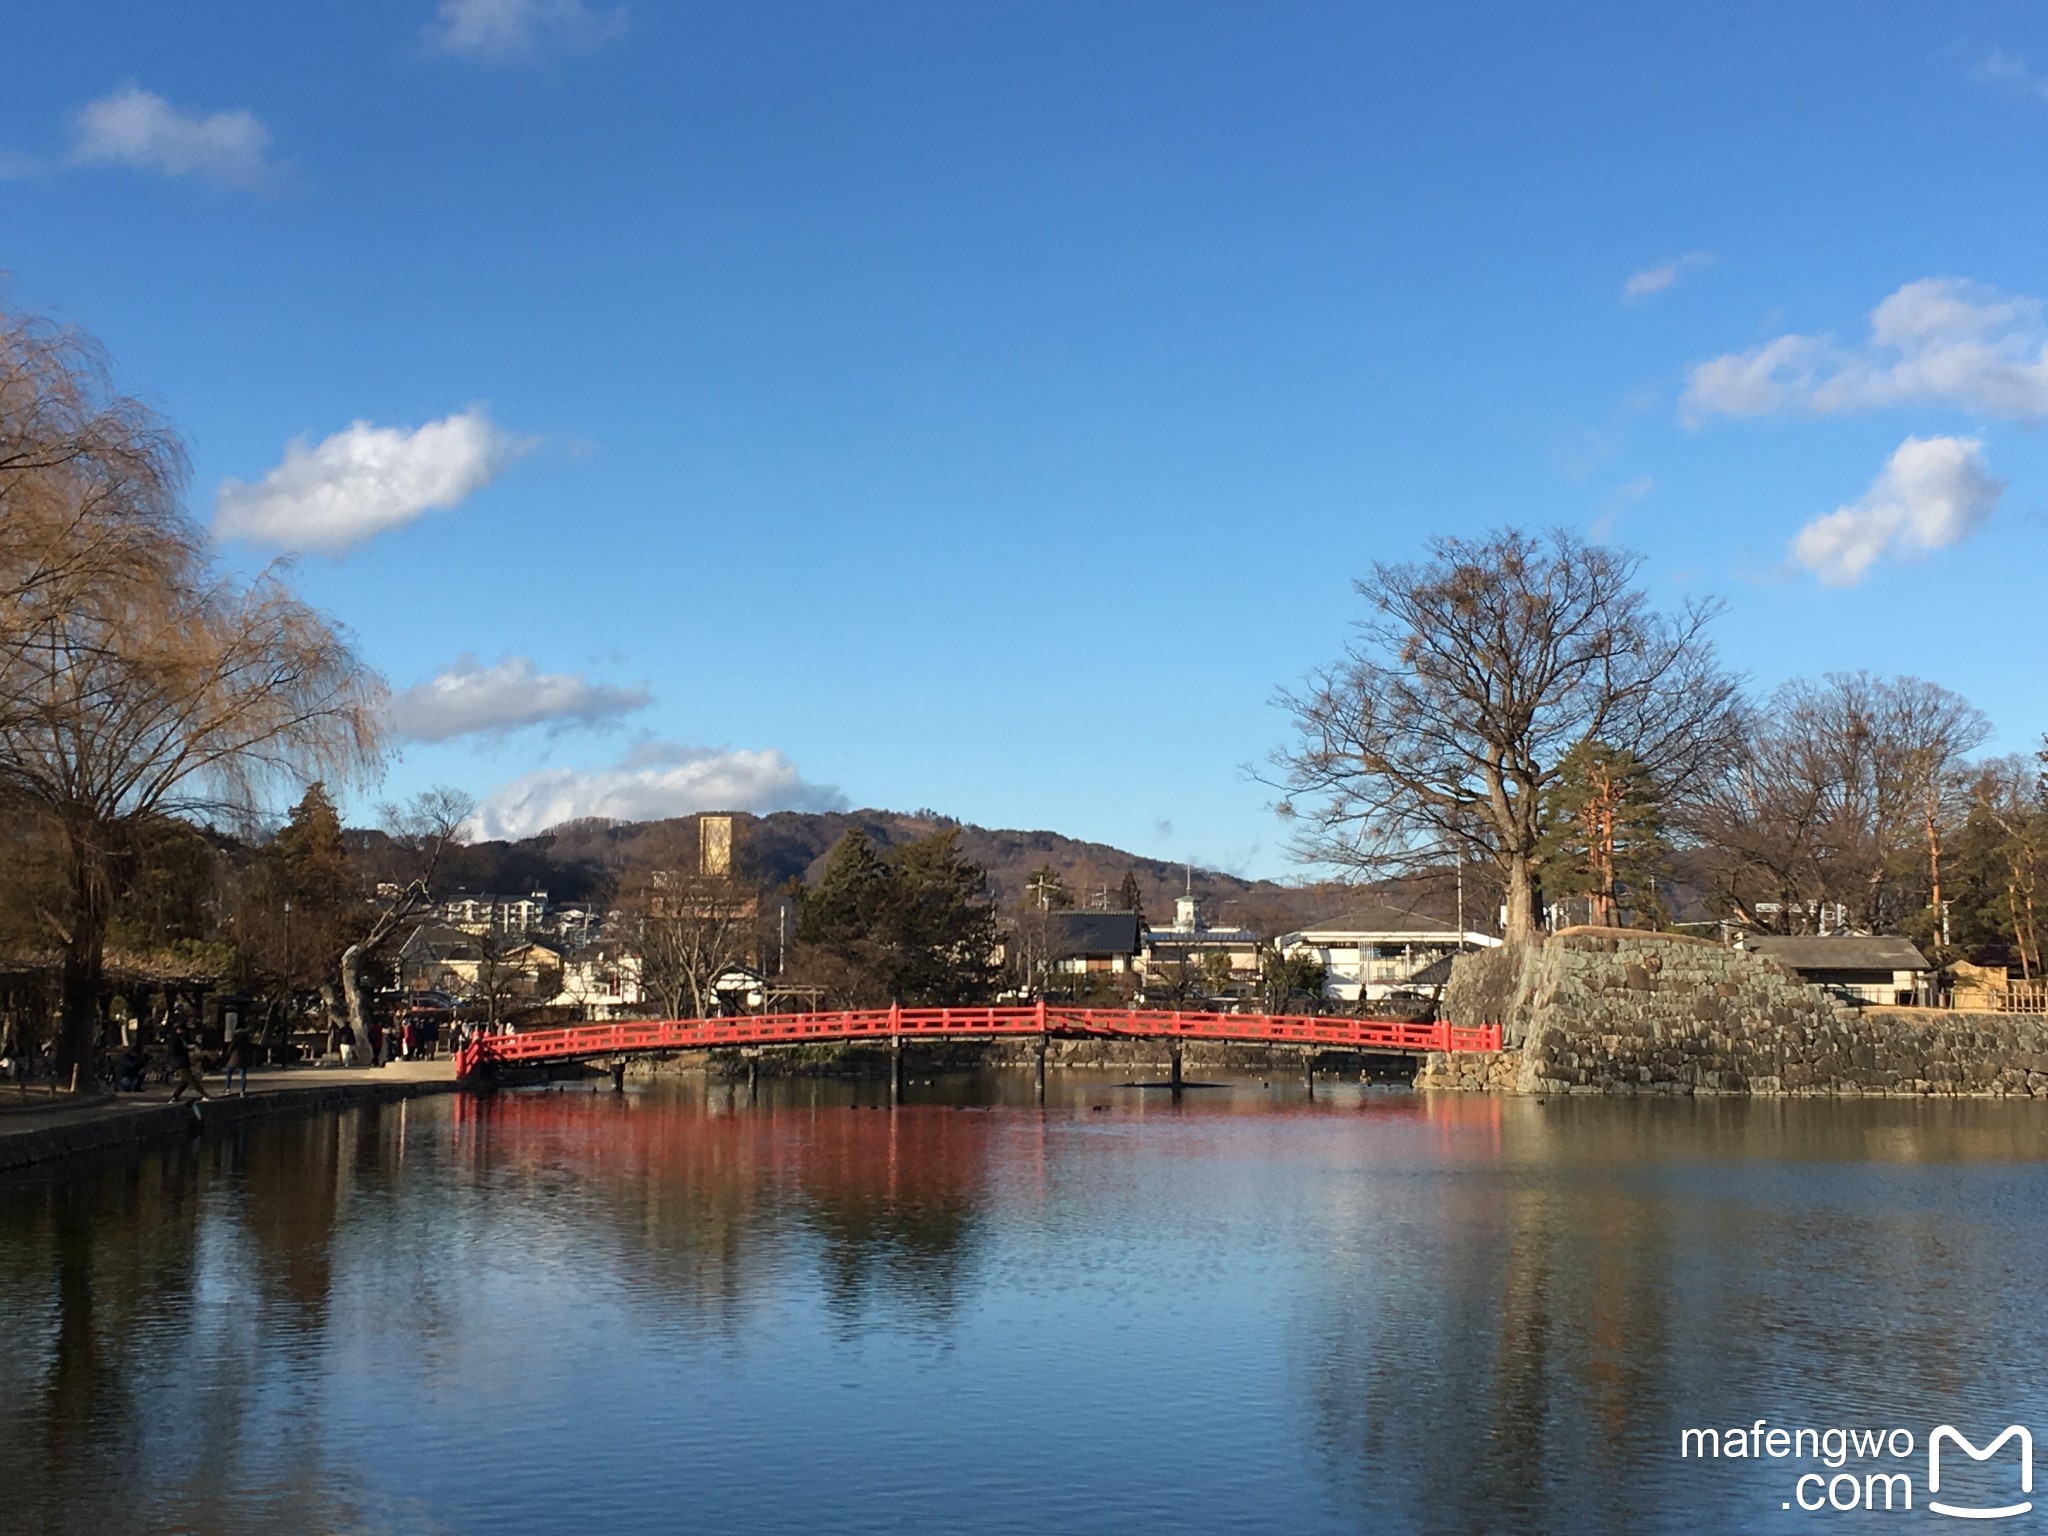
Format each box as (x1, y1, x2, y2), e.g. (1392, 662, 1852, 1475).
(558, 952, 644, 1019)
(1141, 895, 1263, 988)
(443, 890, 551, 935)
(1281, 903, 1499, 1004)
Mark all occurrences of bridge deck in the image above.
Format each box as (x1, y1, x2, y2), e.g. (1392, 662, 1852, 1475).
(456, 1005, 1501, 1078)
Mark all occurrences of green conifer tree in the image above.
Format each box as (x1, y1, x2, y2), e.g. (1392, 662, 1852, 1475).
(1536, 742, 1669, 927)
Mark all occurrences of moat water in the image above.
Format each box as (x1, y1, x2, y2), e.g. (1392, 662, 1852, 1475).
(5, 1074, 2048, 1534)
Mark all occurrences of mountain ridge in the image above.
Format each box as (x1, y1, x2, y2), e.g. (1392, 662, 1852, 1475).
(413, 807, 1399, 936)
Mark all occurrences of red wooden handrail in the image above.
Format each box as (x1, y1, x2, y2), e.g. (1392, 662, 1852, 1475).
(455, 1008, 1502, 1078)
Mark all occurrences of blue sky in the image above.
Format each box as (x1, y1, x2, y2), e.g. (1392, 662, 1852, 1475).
(6, 1, 2048, 876)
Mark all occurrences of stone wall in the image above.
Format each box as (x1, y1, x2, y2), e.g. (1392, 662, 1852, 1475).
(1438, 945, 1529, 1045)
(1432, 928, 2048, 1097)
(1413, 1048, 1519, 1092)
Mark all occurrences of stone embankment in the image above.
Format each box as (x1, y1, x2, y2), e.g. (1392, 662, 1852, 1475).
(1417, 927, 2048, 1098)
(0, 1065, 459, 1173)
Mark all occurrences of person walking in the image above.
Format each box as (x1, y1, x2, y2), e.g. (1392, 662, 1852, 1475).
(165, 1027, 210, 1103)
(223, 1026, 253, 1097)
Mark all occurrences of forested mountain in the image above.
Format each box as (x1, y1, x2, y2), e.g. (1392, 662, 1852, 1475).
(410, 808, 1375, 935)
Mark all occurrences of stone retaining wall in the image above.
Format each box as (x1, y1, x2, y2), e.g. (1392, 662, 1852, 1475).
(1432, 929, 2048, 1097)
(1413, 1049, 1519, 1092)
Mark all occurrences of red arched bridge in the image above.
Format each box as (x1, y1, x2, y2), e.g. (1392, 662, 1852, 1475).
(454, 1003, 1500, 1078)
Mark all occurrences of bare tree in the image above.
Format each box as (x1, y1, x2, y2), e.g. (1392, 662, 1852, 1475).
(0, 302, 193, 703)
(1686, 674, 1987, 936)
(0, 301, 387, 1078)
(1967, 757, 2043, 979)
(1274, 528, 1739, 944)
(337, 789, 472, 1061)
(0, 561, 384, 1079)
(620, 825, 759, 1018)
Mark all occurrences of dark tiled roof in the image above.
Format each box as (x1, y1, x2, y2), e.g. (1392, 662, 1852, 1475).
(1294, 903, 1461, 939)
(1749, 936, 1931, 972)
(1047, 911, 1142, 957)
(1407, 953, 1458, 988)
(401, 922, 480, 960)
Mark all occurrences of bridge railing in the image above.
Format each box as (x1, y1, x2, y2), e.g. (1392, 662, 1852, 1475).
(454, 1006, 1502, 1078)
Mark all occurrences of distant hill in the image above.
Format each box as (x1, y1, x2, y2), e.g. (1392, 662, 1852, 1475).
(414, 808, 1397, 937)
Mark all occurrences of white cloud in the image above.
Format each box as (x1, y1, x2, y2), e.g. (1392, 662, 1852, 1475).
(471, 741, 847, 840)
(68, 87, 280, 189)
(386, 655, 651, 742)
(426, 0, 625, 63)
(1973, 48, 2048, 102)
(1683, 277, 2048, 424)
(0, 148, 42, 179)
(215, 409, 531, 554)
(1790, 435, 2004, 587)
(1624, 251, 1713, 300)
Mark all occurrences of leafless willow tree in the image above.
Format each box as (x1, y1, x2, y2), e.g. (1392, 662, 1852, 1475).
(0, 305, 194, 690)
(1273, 528, 1740, 944)
(0, 299, 387, 1079)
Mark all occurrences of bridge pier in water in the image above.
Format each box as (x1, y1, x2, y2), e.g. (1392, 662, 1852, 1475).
(891, 1036, 906, 1105)
(1034, 1034, 1047, 1104)
(1170, 1039, 1183, 1098)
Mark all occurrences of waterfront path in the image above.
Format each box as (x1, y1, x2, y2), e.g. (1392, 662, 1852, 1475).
(0, 1058, 458, 1172)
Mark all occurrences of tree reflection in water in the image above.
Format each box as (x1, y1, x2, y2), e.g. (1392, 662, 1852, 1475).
(7, 1086, 2048, 1534)
(1300, 1096, 2048, 1534)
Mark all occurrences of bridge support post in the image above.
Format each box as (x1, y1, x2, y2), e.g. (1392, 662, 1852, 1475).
(1169, 1038, 1183, 1098)
(1304, 1049, 1314, 1099)
(747, 1050, 758, 1103)
(1034, 998, 1048, 1105)
(610, 1057, 625, 1093)
(892, 1035, 905, 1106)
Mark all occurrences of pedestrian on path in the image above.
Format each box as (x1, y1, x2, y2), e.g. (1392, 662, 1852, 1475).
(165, 1027, 209, 1103)
(224, 1026, 253, 1097)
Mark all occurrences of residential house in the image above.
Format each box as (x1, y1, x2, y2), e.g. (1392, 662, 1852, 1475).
(1047, 911, 1142, 975)
(485, 940, 566, 1004)
(397, 923, 482, 996)
(1280, 903, 1500, 1004)
(1745, 935, 1933, 1006)
(558, 951, 645, 1020)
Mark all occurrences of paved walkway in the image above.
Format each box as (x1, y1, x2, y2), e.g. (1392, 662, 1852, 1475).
(0, 1059, 460, 1172)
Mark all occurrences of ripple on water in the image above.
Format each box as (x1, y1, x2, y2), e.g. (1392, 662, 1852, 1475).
(2, 1085, 2047, 1534)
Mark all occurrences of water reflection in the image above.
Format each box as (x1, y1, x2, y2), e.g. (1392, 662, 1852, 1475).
(1303, 1098, 2048, 1534)
(3, 1083, 2048, 1534)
